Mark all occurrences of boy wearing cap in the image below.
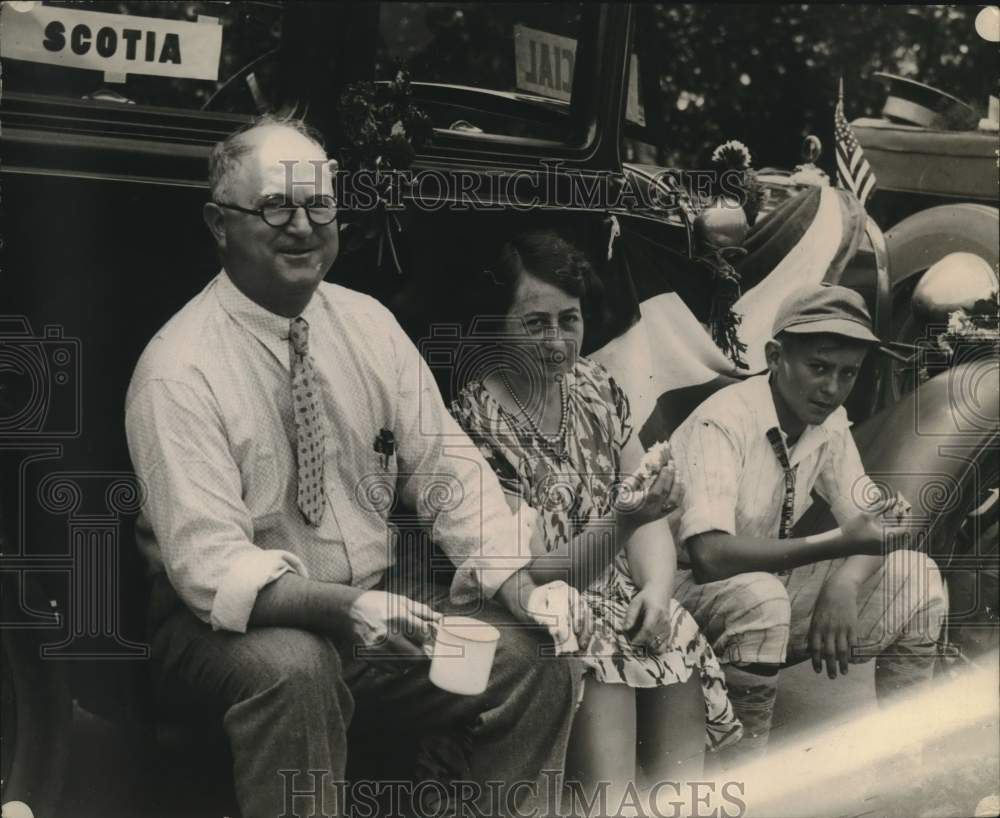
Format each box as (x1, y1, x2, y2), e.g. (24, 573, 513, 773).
(669, 284, 946, 766)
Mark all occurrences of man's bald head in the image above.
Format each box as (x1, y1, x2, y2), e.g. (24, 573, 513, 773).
(208, 114, 327, 203)
(203, 114, 339, 318)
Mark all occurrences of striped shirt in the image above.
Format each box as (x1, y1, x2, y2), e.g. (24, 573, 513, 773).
(126, 271, 532, 633)
(668, 374, 876, 563)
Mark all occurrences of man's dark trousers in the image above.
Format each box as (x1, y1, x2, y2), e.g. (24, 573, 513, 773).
(147, 576, 582, 818)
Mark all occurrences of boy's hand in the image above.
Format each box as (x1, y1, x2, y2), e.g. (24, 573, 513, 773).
(808, 576, 860, 678)
(841, 511, 890, 553)
(842, 490, 912, 554)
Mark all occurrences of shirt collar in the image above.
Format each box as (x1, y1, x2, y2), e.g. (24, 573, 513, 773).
(745, 374, 846, 467)
(214, 270, 322, 367)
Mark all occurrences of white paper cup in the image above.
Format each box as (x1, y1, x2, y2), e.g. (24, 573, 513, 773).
(428, 615, 500, 696)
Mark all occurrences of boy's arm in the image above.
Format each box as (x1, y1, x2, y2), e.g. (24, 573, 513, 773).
(804, 427, 894, 677)
(689, 526, 886, 583)
(675, 417, 891, 583)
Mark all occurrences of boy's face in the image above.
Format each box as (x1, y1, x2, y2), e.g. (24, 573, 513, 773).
(766, 333, 869, 428)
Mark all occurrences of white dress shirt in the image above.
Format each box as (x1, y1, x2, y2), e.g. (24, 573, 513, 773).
(126, 271, 532, 632)
(669, 374, 877, 562)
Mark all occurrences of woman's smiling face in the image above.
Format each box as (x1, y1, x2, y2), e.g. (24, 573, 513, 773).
(506, 270, 584, 378)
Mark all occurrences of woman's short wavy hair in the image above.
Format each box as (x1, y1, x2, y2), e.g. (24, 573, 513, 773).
(480, 228, 603, 321)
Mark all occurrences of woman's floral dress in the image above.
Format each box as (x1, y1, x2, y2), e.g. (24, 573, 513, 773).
(450, 356, 742, 751)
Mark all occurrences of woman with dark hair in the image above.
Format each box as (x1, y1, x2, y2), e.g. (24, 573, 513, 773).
(449, 229, 741, 803)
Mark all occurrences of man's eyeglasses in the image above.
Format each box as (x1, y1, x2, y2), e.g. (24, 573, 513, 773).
(213, 196, 338, 228)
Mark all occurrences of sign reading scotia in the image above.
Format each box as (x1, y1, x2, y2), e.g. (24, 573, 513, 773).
(0, 3, 222, 82)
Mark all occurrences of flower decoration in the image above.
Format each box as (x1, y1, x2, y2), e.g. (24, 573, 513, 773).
(339, 68, 432, 173)
(692, 242, 749, 371)
(937, 292, 1000, 356)
(337, 68, 432, 274)
(711, 140, 752, 170)
(709, 139, 764, 227)
(688, 137, 768, 370)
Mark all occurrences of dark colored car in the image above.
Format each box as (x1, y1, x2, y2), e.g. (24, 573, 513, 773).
(1, 3, 996, 816)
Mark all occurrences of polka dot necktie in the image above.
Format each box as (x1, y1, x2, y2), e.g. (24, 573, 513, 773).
(290, 317, 325, 526)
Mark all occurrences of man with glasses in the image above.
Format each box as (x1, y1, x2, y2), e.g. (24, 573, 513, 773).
(125, 115, 579, 818)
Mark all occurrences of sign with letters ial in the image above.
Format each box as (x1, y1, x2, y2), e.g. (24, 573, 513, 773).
(0, 2, 223, 83)
(513, 23, 645, 126)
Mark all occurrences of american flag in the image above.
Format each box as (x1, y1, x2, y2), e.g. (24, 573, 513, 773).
(834, 98, 877, 206)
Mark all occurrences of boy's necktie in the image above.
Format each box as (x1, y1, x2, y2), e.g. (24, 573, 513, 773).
(290, 317, 325, 526)
(766, 427, 797, 576)
(765, 427, 797, 539)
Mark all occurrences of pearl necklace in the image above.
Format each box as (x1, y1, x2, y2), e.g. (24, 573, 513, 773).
(499, 368, 570, 461)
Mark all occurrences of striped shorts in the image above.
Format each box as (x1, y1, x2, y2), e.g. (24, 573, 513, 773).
(673, 550, 947, 666)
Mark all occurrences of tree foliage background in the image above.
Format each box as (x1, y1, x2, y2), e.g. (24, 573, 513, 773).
(378, 2, 997, 170)
(6, 2, 994, 170)
(647, 3, 998, 169)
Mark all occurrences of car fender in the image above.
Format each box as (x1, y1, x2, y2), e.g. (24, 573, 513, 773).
(885, 203, 999, 294)
(795, 356, 999, 564)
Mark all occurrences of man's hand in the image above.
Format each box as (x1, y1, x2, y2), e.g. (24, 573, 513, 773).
(623, 585, 673, 651)
(808, 576, 860, 679)
(495, 568, 548, 625)
(349, 591, 441, 668)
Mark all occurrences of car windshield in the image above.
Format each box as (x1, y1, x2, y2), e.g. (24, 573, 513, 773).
(375, 2, 585, 141)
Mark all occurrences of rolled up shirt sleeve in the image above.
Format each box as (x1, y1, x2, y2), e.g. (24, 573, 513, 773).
(387, 321, 533, 602)
(672, 417, 743, 544)
(126, 378, 306, 632)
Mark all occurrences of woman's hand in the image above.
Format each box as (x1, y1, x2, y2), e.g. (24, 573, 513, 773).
(622, 585, 674, 650)
(617, 460, 683, 531)
(525, 580, 587, 655)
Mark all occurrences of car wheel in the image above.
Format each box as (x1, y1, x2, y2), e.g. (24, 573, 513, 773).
(0, 626, 72, 818)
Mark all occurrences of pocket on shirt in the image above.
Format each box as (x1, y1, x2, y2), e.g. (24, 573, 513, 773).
(240, 447, 287, 530)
